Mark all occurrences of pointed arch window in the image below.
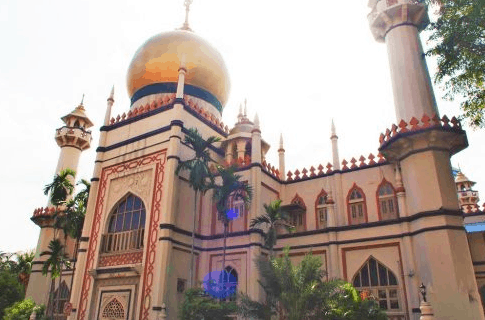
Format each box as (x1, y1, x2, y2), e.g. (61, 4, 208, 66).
(315, 190, 329, 229)
(352, 257, 401, 311)
(102, 194, 146, 253)
(377, 180, 399, 220)
(48, 280, 70, 317)
(224, 266, 238, 302)
(290, 194, 306, 232)
(102, 298, 125, 319)
(347, 184, 367, 225)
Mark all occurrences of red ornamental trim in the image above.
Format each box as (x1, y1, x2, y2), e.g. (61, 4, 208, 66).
(98, 251, 144, 267)
(76, 151, 166, 320)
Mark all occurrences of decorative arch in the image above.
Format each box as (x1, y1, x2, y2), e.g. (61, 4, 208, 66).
(101, 297, 125, 319)
(376, 178, 399, 221)
(346, 183, 367, 225)
(49, 280, 70, 316)
(291, 193, 306, 231)
(224, 265, 238, 301)
(314, 189, 328, 229)
(352, 256, 401, 311)
(102, 193, 146, 253)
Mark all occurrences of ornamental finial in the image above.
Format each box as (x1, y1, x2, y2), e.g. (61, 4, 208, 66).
(181, 0, 194, 31)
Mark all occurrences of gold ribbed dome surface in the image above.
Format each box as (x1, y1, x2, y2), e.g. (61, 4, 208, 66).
(126, 30, 230, 111)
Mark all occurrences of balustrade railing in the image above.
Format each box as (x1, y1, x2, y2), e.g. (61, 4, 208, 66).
(101, 229, 144, 253)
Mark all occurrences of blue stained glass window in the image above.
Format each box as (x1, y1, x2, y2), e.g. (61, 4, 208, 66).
(108, 194, 146, 233)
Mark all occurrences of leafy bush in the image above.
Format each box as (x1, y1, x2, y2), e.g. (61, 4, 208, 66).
(0, 270, 24, 319)
(3, 298, 36, 320)
(179, 287, 237, 320)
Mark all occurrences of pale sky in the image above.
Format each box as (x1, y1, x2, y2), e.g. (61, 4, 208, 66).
(1, 0, 484, 253)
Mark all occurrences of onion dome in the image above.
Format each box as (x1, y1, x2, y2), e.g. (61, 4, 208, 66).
(126, 29, 230, 115)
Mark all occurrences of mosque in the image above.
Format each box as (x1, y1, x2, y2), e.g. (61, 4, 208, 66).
(25, 0, 485, 319)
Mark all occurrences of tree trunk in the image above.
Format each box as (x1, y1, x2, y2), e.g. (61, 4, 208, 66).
(189, 190, 198, 288)
(222, 221, 227, 297)
(49, 275, 55, 318)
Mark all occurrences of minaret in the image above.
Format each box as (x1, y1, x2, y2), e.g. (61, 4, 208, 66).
(104, 86, 115, 126)
(330, 119, 340, 170)
(368, 0, 438, 121)
(455, 171, 480, 212)
(369, 1, 483, 319)
(27, 99, 93, 305)
(251, 113, 262, 164)
(278, 133, 285, 180)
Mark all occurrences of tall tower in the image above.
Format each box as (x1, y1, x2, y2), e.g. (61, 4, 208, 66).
(369, 1, 484, 319)
(27, 101, 93, 306)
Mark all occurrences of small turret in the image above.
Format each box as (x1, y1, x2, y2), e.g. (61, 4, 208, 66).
(455, 171, 480, 211)
(330, 119, 340, 170)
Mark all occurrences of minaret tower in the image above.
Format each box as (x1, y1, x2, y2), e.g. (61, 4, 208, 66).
(27, 99, 93, 305)
(330, 119, 340, 170)
(369, 1, 484, 319)
(455, 171, 480, 212)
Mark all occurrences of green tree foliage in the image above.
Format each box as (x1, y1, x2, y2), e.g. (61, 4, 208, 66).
(178, 287, 236, 320)
(238, 247, 387, 320)
(43, 169, 76, 206)
(3, 299, 46, 320)
(176, 128, 220, 288)
(0, 270, 24, 319)
(250, 199, 294, 257)
(426, 0, 485, 126)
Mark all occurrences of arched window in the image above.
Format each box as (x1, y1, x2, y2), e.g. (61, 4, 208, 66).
(291, 194, 306, 231)
(102, 194, 146, 253)
(377, 180, 398, 220)
(352, 257, 401, 311)
(102, 298, 125, 319)
(315, 190, 329, 229)
(49, 281, 70, 316)
(74, 120, 80, 128)
(224, 266, 238, 301)
(347, 184, 367, 225)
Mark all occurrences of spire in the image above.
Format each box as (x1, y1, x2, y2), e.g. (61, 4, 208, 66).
(330, 119, 340, 170)
(80, 94, 85, 106)
(253, 113, 260, 129)
(108, 85, 114, 102)
(181, 0, 194, 31)
(331, 119, 337, 138)
(104, 86, 115, 126)
(244, 98, 248, 118)
(279, 133, 284, 150)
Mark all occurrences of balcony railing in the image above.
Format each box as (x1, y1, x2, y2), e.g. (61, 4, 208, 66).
(101, 229, 144, 253)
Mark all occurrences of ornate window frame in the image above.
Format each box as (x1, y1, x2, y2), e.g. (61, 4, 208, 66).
(346, 183, 367, 225)
(314, 189, 329, 229)
(290, 193, 307, 231)
(376, 179, 399, 221)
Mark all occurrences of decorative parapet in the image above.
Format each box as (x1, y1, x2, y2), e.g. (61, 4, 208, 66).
(379, 114, 463, 146)
(286, 153, 386, 182)
(107, 94, 230, 135)
(55, 126, 92, 150)
(222, 155, 252, 168)
(462, 204, 483, 215)
(32, 207, 56, 218)
(184, 97, 229, 134)
(261, 160, 280, 180)
(109, 94, 176, 125)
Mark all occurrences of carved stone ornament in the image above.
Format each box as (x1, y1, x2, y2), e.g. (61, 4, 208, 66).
(108, 169, 153, 211)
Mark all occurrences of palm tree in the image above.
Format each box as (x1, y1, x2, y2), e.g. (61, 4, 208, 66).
(14, 251, 35, 293)
(44, 168, 76, 207)
(238, 248, 388, 320)
(212, 166, 252, 293)
(250, 199, 294, 257)
(41, 239, 71, 318)
(176, 128, 220, 288)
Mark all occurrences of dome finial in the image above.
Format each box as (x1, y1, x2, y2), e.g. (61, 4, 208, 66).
(80, 94, 85, 106)
(181, 0, 194, 31)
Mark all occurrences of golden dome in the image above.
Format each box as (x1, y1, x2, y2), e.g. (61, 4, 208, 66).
(126, 30, 230, 113)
